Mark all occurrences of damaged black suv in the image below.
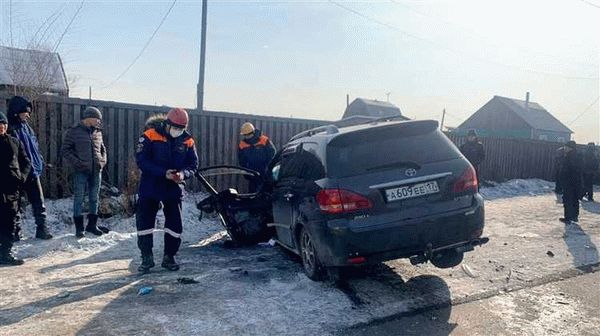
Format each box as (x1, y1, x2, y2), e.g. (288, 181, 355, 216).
(267, 119, 487, 280)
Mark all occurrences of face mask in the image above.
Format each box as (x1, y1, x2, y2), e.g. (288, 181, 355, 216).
(170, 128, 184, 138)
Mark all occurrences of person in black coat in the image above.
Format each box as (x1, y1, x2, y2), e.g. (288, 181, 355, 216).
(582, 143, 598, 202)
(559, 141, 583, 224)
(460, 129, 486, 179)
(7, 96, 52, 240)
(0, 112, 31, 266)
(553, 146, 566, 198)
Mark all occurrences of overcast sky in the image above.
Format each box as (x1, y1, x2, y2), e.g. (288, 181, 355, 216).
(1, 0, 599, 142)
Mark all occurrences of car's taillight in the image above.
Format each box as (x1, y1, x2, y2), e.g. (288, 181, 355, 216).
(316, 189, 373, 214)
(453, 166, 478, 193)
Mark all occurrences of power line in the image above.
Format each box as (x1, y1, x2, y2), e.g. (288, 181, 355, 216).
(101, 0, 178, 90)
(53, 0, 85, 52)
(569, 96, 599, 126)
(328, 1, 599, 81)
(389, 0, 597, 69)
(31, 5, 64, 47)
(579, 0, 600, 9)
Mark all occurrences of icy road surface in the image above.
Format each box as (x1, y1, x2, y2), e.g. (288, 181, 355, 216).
(0, 179, 598, 335)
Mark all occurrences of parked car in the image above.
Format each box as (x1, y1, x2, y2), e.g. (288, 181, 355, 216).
(265, 119, 488, 281)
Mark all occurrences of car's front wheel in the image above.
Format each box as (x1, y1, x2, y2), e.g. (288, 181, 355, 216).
(299, 227, 325, 281)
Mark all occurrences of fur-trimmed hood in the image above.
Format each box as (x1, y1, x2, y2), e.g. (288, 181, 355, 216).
(145, 114, 167, 130)
(143, 114, 192, 139)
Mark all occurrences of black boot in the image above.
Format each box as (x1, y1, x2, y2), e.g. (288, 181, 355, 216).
(74, 216, 85, 238)
(161, 255, 180, 271)
(0, 240, 24, 266)
(35, 223, 53, 240)
(85, 214, 104, 236)
(138, 251, 155, 274)
(559, 217, 572, 224)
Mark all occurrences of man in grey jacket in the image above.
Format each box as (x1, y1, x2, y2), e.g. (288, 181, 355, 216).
(61, 107, 108, 238)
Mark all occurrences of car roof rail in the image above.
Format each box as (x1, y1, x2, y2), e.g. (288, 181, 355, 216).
(289, 124, 339, 142)
(368, 115, 409, 124)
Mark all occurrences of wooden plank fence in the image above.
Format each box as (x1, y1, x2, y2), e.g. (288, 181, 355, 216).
(2, 94, 593, 199)
(447, 134, 565, 183)
(1, 94, 325, 198)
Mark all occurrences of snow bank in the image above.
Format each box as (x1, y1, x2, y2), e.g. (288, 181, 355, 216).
(480, 179, 555, 200)
(14, 192, 224, 258)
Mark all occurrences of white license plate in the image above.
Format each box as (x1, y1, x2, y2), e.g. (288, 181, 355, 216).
(385, 181, 440, 202)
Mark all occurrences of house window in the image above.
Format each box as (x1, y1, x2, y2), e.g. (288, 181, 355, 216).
(557, 137, 565, 143)
(539, 135, 548, 141)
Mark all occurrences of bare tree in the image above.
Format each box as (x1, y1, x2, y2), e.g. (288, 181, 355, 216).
(0, 3, 79, 100)
(1, 45, 68, 99)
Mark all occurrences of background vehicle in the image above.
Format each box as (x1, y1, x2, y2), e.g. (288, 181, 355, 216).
(267, 120, 488, 281)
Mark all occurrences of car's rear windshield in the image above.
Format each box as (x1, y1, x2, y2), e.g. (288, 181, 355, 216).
(327, 123, 462, 178)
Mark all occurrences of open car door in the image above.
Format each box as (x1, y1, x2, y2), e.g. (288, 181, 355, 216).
(195, 165, 274, 246)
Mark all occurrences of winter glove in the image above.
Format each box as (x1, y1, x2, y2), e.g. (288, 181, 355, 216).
(172, 171, 184, 183)
(166, 169, 184, 183)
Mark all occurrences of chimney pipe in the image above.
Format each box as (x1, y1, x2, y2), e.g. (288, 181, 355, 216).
(525, 92, 530, 109)
(346, 94, 350, 108)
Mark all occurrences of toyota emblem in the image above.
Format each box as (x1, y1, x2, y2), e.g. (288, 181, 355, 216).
(405, 168, 417, 177)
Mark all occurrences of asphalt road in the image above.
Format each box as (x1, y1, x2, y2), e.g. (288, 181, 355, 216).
(341, 271, 600, 336)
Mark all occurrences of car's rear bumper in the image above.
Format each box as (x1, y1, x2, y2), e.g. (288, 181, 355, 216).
(310, 194, 486, 267)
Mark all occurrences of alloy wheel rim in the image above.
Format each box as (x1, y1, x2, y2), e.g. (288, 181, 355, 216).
(301, 231, 316, 273)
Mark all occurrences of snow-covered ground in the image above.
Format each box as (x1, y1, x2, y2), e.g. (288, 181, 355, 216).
(1, 180, 598, 336)
(479, 178, 556, 200)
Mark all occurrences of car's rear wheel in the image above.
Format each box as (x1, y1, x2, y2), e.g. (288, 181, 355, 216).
(299, 227, 325, 281)
(430, 249, 464, 269)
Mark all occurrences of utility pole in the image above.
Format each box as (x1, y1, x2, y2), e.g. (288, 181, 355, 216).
(197, 0, 208, 113)
(89, 86, 92, 100)
(440, 108, 446, 130)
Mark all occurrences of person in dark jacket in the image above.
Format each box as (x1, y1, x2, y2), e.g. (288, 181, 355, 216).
(238, 122, 276, 192)
(460, 129, 486, 179)
(135, 108, 198, 273)
(0, 112, 31, 266)
(553, 146, 566, 202)
(7, 96, 52, 240)
(582, 143, 598, 202)
(61, 107, 108, 238)
(559, 141, 582, 224)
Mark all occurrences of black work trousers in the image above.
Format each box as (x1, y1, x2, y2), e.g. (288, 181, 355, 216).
(1, 198, 19, 246)
(136, 198, 183, 257)
(563, 187, 580, 221)
(582, 173, 595, 200)
(16, 176, 47, 229)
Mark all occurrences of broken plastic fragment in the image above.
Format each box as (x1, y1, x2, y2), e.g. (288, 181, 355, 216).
(461, 264, 477, 278)
(137, 286, 153, 296)
(177, 277, 199, 284)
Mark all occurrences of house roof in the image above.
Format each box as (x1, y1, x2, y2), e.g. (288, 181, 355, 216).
(494, 95, 572, 134)
(343, 98, 403, 119)
(0, 46, 68, 94)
